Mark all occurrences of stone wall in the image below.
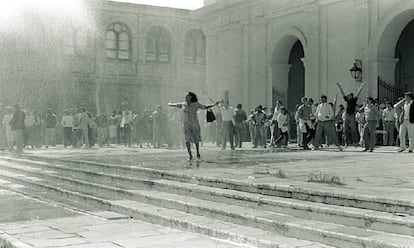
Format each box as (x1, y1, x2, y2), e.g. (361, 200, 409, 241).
(0, 0, 206, 116)
(200, 0, 412, 110)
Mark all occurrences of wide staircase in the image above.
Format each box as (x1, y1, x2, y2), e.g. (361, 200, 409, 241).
(0, 155, 413, 248)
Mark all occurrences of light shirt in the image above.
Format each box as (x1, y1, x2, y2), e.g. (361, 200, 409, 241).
(220, 106, 234, 122)
(25, 115, 35, 127)
(315, 103, 334, 122)
(61, 115, 73, 128)
(382, 108, 395, 122)
(364, 105, 379, 121)
(276, 113, 288, 133)
(403, 100, 413, 120)
(272, 107, 282, 121)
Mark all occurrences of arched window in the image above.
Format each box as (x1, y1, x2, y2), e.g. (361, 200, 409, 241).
(105, 22, 131, 60)
(185, 30, 206, 64)
(146, 26, 171, 63)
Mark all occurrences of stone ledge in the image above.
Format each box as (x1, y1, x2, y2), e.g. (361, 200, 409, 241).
(0, 234, 32, 248)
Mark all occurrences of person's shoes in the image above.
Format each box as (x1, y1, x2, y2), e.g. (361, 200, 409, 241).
(409, 150, 413, 153)
(338, 146, 343, 151)
(263, 145, 266, 149)
(303, 145, 310, 150)
(252, 146, 257, 148)
(362, 149, 368, 152)
(231, 147, 235, 150)
(312, 147, 319, 151)
(369, 149, 373, 152)
(398, 149, 405, 153)
(187, 156, 193, 162)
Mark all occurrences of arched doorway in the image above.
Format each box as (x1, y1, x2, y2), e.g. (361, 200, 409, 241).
(395, 19, 414, 93)
(272, 36, 305, 111)
(287, 40, 305, 110)
(369, 2, 414, 98)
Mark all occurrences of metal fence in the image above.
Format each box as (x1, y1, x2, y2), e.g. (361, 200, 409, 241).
(377, 77, 407, 103)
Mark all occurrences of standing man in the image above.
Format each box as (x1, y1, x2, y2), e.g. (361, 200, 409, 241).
(219, 100, 235, 150)
(394, 92, 414, 152)
(79, 107, 91, 148)
(45, 108, 57, 148)
(296, 97, 315, 150)
(362, 97, 380, 152)
(233, 104, 247, 148)
(313, 95, 343, 151)
(61, 110, 73, 148)
(9, 104, 25, 153)
(270, 101, 282, 147)
(382, 101, 395, 146)
(151, 106, 165, 149)
(251, 105, 268, 148)
(95, 112, 108, 147)
(336, 82, 365, 146)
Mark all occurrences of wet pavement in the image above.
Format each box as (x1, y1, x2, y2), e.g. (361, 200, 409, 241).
(0, 189, 248, 248)
(0, 143, 413, 247)
(17, 143, 414, 203)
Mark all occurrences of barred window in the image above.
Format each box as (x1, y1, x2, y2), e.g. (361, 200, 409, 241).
(184, 30, 206, 64)
(105, 23, 131, 60)
(146, 26, 171, 63)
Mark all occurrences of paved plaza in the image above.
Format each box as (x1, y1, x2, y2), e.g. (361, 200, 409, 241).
(20, 143, 414, 203)
(0, 143, 413, 247)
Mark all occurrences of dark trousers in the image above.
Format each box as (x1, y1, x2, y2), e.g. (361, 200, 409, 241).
(274, 130, 288, 146)
(303, 124, 315, 148)
(122, 124, 131, 147)
(234, 122, 244, 148)
(63, 127, 72, 147)
(363, 120, 377, 150)
(314, 121, 340, 147)
(344, 113, 358, 145)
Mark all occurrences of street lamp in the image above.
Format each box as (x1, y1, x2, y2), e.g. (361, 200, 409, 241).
(350, 59, 362, 82)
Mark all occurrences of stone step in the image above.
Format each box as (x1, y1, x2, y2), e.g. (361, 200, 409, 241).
(0, 167, 413, 248)
(12, 155, 414, 216)
(0, 170, 334, 248)
(0, 159, 413, 237)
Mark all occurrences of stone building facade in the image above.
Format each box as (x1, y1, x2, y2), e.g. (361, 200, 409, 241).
(0, 0, 206, 114)
(1, 0, 414, 114)
(200, 0, 414, 111)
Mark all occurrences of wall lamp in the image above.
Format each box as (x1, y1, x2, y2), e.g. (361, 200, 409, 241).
(350, 59, 362, 82)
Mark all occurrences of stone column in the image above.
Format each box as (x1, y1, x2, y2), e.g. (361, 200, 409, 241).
(271, 63, 292, 107)
(368, 57, 399, 97)
(205, 31, 218, 100)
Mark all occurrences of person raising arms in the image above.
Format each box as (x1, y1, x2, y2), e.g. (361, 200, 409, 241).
(336, 82, 366, 146)
(168, 92, 218, 161)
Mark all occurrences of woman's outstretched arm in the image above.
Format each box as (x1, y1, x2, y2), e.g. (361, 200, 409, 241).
(168, 102, 183, 108)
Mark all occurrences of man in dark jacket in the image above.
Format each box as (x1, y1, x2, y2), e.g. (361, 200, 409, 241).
(10, 104, 25, 153)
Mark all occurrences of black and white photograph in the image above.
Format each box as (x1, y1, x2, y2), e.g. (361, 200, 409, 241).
(0, 0, 413, 247)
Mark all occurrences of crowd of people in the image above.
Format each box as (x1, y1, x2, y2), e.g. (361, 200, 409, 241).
(0, 104, 185, 153)
(1, 85, 413, 158)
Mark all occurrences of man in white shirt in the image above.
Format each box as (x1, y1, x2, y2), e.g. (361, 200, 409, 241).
(219, 100, 235, 150)
(394, 92, 414, 152)
(61, 110, 73, 148)
(382, 101, 395, 146)
(313, 95, 343, 151)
